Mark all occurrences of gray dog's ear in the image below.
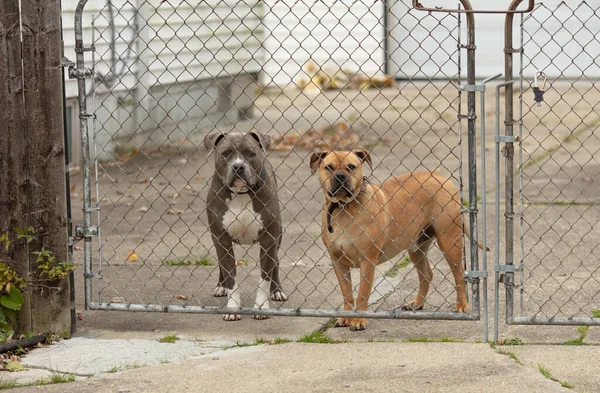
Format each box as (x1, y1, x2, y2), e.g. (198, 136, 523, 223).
(248, 131, 271, 152)
(203, 131, 225, 152)
(352, 149, 372, 169)
(309, 150, 329, 173)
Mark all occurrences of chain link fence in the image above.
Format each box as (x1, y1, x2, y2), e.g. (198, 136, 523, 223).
(512, 1, 600, 324)
(70, 0, 600, 329)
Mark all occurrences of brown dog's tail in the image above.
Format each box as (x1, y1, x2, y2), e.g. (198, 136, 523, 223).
(463, 225, 490, 252)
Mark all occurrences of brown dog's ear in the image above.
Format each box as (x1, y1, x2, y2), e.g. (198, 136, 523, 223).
(353, 149, 372, 169)
(309, 151, 329, 173)
(203, 131, 225, 152)
(248, 131, 271, 152)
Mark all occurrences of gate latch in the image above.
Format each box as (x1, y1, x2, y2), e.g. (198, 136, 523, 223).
(533, 71, 547, 106)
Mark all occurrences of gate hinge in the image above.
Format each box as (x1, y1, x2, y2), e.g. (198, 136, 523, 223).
(69, 67, 94, 80)
(75, 225, 98, 240)
(464, 270, 488, 279)
(494, 264, 521, 273)
(62, 56, 75, 68)
(84, 273, 103, 279)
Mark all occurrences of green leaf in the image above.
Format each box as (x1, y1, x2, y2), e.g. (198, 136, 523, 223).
(5, 361, 28, 372)
(0, 308, 6, 323)
(8, 287, 23, 305)
(4, 308, 17, 321)
(1, 295, 21, 311)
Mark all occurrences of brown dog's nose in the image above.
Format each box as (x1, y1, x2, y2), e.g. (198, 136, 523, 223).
(334, 172, 347, 182)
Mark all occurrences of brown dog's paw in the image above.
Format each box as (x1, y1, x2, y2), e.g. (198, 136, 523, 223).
(222, 314, 241, 321)
(401, 301, 424, 311)
(334, 318, 350, 328)
(349, 318, 367, 331)
(213, 286, 228, 297)
(270, 290, 287, 302)
(455, 302, 469, 313)
(252, 314, 270, 320)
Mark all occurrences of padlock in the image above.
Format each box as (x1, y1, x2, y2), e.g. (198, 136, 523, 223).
(533, 71, 547, 106)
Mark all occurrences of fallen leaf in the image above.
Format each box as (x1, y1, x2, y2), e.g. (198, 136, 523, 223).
(168, 192, 180, 199)
(74, 246, 82, 251)
(184, 185, 193, 191)
(70, 184, 76, 193)
(236, 260, 248, 266)
(126, 250, 138, 262)
(195, 176, 203, 181)
(167, 209, 184, 215)
(138, 178, 149, 184)
(110, 296, 126, 303)
(176, 295, 189, 300)
(137, 206, 149, 213)
(5, 362, 27, 372)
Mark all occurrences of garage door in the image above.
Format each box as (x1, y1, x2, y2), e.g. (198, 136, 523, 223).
(387, 0, 600, 80)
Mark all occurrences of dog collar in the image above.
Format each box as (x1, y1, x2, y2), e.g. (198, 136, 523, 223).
(227, 166, 267, 195)
(326, 201, 345, 233)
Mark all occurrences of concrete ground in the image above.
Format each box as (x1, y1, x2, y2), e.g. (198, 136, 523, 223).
(2, 84, 599, 391)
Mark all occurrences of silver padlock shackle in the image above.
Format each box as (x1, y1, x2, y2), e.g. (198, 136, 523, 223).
(534, 70, 547, 90)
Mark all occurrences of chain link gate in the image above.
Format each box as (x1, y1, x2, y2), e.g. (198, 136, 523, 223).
(496, 0, 600, 330)
(69, 0, 497, 330)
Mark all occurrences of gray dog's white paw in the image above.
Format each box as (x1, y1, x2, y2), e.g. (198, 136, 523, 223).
(213, 286, 228, 297)
(222, 314, 241, 321)
(270, 290, 287, 302)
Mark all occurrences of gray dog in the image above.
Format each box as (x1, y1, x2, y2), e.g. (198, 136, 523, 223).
(204, 131, 287, 321)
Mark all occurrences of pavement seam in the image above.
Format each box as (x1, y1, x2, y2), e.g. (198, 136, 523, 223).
(21, 364, 92, 378)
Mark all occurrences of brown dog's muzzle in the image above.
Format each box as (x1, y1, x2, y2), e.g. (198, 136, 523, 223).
(328, 172, 354, 199)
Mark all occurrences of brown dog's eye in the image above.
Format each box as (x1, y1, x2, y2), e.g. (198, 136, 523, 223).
(347, 165, 356, 171)
(324, 164, 335, 172)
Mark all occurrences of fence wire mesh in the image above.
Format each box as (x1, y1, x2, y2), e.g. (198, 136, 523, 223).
(515, 1, 600, 323)
(76, 0, 483, 320)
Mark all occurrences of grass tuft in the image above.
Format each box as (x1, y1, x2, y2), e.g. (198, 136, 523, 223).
(158, 334, 180, 344)
(538, 364, 574, 390)
(501, 337, 524, 346)
(561, 326, 589, 346)
(297, 331, 337, 344)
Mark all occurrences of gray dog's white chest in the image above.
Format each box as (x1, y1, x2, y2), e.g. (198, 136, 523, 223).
(222, 194, 264, 244)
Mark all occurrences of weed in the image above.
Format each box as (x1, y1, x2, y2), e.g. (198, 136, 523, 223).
(34, 248, 75, 281)
(271, 337, 292, 345)
(386, 256, 411, 278)
(106, 366, 119, 373)
(49, 371, 75, 384)
(406, 337, 430, 343)
(497, 349, 524, 366)
(592, 309, 600, 318)
(561, 326, 589, 346)
(297, 331, 336, 344)
(164, 258, 214, 267)
(538, 364, 574, 390)
(158, 334, 179, 344)
(501, 337, 524, 346)
(440, 336, 460, 343)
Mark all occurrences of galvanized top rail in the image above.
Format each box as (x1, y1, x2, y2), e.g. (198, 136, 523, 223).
(413, 0, 534, 14)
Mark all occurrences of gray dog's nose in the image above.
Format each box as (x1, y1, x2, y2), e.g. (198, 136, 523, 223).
(232, 163, 244, 173)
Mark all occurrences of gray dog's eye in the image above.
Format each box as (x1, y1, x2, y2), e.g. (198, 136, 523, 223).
(221, 149, 233, 157)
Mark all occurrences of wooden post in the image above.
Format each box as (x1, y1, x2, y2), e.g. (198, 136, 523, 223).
(0, 0, 71, 337)
(0, 0, 36, 333)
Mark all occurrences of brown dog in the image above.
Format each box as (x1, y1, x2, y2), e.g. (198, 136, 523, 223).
(310, 150, 485, 331)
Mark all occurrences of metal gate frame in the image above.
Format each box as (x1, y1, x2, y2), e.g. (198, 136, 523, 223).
(69, 0, 600, 342)
(70, 0, 486, 324)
